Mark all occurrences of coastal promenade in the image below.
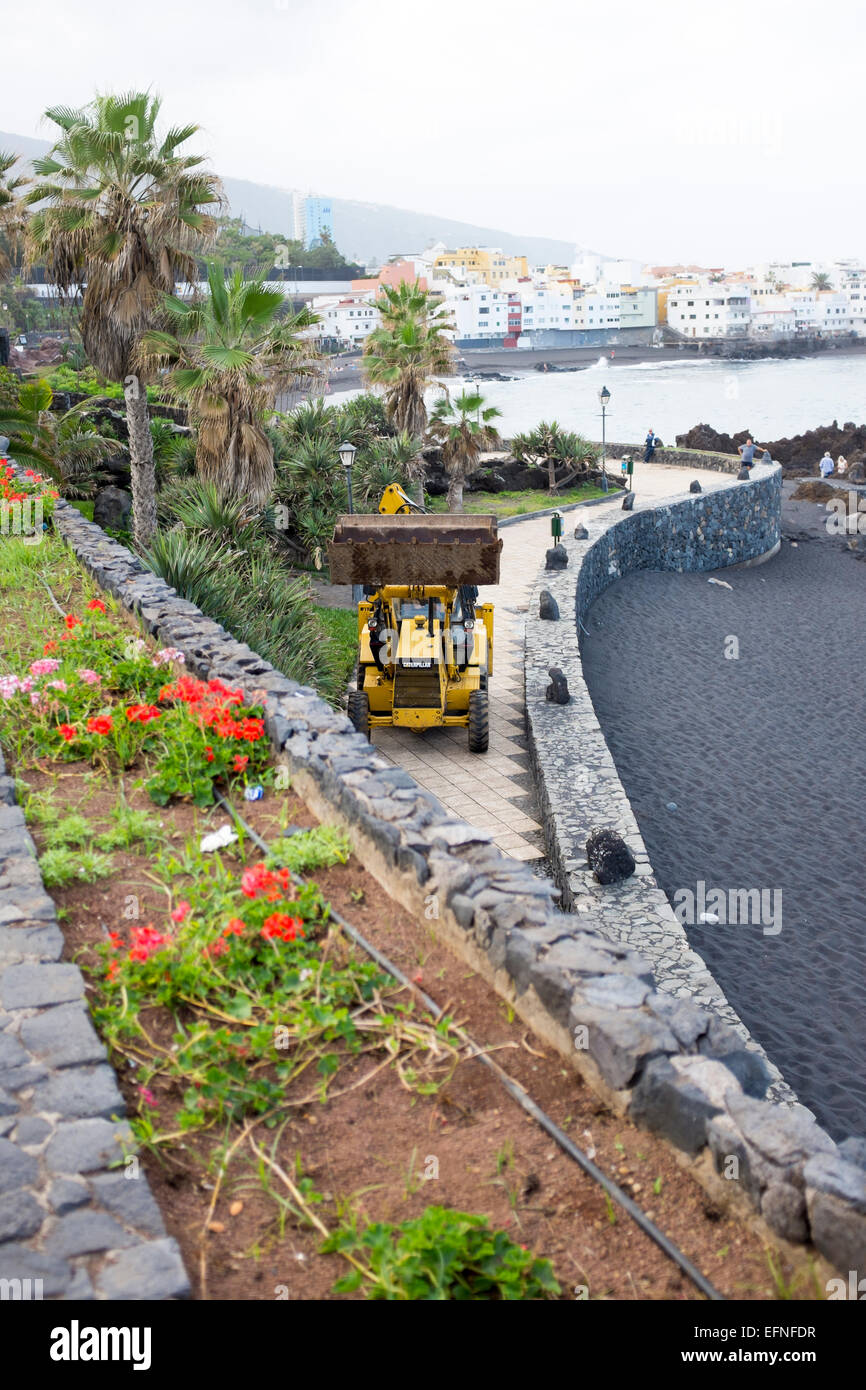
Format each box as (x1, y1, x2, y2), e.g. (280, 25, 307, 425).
(371, 461, 734, 862)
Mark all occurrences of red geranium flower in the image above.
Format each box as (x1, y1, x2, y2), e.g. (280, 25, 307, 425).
(128, 924, 171, 962)
(170, 901, 191, 923)
(223, 918, 246, 936)
(261, 912, 305, 942)
(204, 746, 214, 762)
(86, 715, 113, 735)
(86, 598, 107, 613)
(125, 704, 162, 724)
(232, 754, 249, 772)
(64, 614, 82, 630)
(43, 641, 58, 654)
(58, 723, 77, 742)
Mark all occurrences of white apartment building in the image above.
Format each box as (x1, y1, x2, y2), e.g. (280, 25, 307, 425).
(786, 291, 856, 334)
(666, 284, 751, 337)
(572, 286, 621, 330)
(446, 285, 512, 340)
(619, 286, 658, 329)
(309, 294, 379, 345)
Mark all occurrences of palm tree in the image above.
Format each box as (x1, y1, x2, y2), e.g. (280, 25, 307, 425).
(0, 151, 28, 281)
(25, 92, 223, 547)
(428, 390, 502, 513)
(0, 376, 117, 485)
(810, 272, 832, 291)
(361, 279, 455, 438)
(139, 263, 322, 506)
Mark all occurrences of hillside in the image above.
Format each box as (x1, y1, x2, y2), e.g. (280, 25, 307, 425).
(1, 129, 582, 267)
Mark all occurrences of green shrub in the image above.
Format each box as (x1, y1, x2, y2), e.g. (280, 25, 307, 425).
(323, 1206, 561, 1300)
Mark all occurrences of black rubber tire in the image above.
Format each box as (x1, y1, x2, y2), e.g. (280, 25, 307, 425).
(356, 663, 370, 692)
(347, 690, 370, 741)
(467, 690, 489, 753)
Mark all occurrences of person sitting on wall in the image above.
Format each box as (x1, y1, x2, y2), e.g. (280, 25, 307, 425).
(738, 437, 760, 469)
(644, 428, 659, 463)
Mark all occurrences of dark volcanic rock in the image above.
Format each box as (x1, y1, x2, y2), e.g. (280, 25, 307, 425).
(585, 827, 636, 884)
(93, 487, 132, 530)
(677, 419, 866, 476)
(545, 543, 568, 570)
(539, 590, 560, 620)
(545, 667, 570, 704)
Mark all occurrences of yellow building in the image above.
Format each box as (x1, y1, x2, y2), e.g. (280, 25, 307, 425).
(432, 247, 528, 285)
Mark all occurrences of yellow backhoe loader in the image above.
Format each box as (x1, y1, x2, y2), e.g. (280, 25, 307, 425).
(328, 484, 501, 752)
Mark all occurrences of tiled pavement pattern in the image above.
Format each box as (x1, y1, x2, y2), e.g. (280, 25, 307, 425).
(372, 462, 733, 865)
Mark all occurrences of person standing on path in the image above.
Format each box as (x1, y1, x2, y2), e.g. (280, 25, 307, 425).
(819, 451, 835, 477)
(644, 428, 658, 463)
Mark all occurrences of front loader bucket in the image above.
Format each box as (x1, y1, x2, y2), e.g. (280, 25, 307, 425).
(328, 513, 501, 586)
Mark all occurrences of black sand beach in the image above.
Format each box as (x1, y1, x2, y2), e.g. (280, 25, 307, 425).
(579, 492, 866, 1140)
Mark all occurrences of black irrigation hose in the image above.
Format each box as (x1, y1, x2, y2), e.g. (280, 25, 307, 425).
(218, 792, 723, 1300)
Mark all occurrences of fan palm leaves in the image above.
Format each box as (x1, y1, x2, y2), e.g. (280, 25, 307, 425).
(428, 390, 502, 512)
(25, 91, 223, 546)
(0, 151, 28, 280)
(0, 375, 116, 486)
(362, 279, 455, 437)
(138, 262, 322, 507)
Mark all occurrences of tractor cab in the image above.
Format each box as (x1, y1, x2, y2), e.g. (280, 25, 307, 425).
(328, 487, 500, 753)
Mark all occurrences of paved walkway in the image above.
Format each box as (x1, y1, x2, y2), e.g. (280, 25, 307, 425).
(369, 462, 733, 862)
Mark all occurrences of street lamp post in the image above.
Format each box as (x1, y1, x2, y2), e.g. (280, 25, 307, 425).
(598, 385, 611, 492)
(338, 440, 363, 605)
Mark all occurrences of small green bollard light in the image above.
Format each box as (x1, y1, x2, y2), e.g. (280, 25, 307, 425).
(551, 511, 563, 541)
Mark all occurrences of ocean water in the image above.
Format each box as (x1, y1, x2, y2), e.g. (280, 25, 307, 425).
(339, 351, 866, 444)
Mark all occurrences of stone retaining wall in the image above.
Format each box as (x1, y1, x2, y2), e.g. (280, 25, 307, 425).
(0, 746, 189, 1300)
(605, 441, 745, 474)
(2, 484, 859, 1285)
(525, 465, 783, 1017)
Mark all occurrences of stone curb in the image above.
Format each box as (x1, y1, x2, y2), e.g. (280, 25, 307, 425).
(37, 484, 864, 1275)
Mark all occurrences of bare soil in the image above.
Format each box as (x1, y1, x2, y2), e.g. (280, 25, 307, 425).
(10, 761, 823, 1303)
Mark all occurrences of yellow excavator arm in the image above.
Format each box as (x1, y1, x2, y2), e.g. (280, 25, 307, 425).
(378, 483, 426, 515)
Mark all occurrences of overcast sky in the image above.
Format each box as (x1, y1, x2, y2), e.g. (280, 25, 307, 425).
(2, 0, 862, 267)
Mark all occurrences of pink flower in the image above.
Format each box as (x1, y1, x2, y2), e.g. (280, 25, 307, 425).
(29, 658, 61, 676)
(170, 901, 191, 923)
(0, 674, 33, 698)
(77, 668, 101, 685)
(137, 1085, 156, 1106)
(46, 680, 68, 693)
(152, 647, 186, 667)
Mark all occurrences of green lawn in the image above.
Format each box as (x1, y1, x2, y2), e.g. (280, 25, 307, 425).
(426, 483, 611, 518)
(316, 606, 358, 694)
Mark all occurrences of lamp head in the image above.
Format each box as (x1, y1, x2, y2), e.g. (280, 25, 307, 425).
(338, 440, 357, 470)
